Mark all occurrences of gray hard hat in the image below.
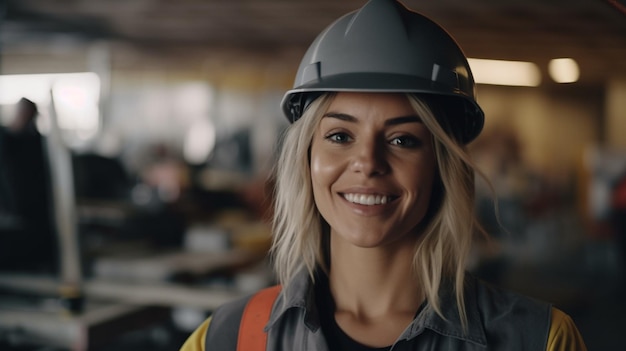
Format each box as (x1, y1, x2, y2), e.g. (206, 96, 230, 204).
(281, 0, 484, 143)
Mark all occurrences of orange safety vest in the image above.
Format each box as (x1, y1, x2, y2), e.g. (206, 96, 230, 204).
(237, 285, 282, 351)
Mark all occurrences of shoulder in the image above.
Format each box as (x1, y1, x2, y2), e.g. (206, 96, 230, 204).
(204, 293, 254, 349)
(179, 293, 253, 351)
(547, 308, 588, 351)
(468, 276, 553, 348)
(470, 276, 552, 322)
(181, 284, 285, 351)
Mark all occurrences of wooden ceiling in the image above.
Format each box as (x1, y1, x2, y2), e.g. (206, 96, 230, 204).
(2, 0, 626, 85)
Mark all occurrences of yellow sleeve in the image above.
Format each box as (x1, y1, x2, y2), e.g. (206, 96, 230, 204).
(180, 317, 212, 351)
(546, 308, 587, 351)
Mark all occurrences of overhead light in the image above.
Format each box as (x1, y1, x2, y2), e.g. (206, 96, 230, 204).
(548, 58, 580, 83)
(468, 58, 541, 87)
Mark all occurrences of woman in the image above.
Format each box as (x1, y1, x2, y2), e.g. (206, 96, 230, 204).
(181, 0, 587, 349)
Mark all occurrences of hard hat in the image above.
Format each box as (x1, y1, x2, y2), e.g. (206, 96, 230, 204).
(281, 0, 484, 143)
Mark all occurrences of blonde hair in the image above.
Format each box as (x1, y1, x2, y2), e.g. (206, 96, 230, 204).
(270, 93, 481, 329)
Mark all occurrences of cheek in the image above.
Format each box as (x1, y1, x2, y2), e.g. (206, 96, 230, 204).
(402, 155, 437, 207)
(310, 145, 341, 190)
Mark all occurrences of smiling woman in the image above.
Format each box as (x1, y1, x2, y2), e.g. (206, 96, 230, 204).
(310, 93, 436, 252)
(180, 0, 587, 350)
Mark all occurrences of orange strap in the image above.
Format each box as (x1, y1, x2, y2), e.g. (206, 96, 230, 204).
(237, 285, 282, 351)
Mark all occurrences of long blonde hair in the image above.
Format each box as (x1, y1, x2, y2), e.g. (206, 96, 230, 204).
(270, 93, 481, 328)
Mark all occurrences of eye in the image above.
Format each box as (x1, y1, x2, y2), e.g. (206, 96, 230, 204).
(389, 135, 421, 148)
(325, 132, 352, 144)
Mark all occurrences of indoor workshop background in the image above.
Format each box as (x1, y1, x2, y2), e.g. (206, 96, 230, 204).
(1, 0, 625, 350)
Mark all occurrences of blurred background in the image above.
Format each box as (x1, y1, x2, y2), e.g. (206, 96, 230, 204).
(0, 0, 625, 349)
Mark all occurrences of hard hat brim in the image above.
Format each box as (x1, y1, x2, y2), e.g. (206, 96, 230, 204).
(281, 72, 484, 143)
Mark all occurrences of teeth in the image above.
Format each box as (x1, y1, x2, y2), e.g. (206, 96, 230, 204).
(343, 193, 391, 205)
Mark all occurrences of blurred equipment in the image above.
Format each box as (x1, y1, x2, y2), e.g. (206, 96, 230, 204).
(0, 98, 58, 274)
(584, 146, 626, 288)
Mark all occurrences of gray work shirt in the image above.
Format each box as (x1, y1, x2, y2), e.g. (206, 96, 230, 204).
(205, 270, 551, 350)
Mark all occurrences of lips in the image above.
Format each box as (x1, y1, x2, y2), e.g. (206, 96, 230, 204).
(342, 193, 397, 206)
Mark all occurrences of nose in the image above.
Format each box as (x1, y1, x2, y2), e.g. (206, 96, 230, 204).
(349, 138, 389, 176)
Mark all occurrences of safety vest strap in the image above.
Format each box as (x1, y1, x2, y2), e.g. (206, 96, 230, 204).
(237, 285, 282, 351)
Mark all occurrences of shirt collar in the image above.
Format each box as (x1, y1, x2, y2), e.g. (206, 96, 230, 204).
(266, 268, 320, 331)
(266, 269, 488, 347)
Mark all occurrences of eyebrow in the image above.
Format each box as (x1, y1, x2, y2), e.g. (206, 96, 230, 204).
(322, 112, 422, 126)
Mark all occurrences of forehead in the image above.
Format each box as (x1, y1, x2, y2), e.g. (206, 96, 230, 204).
(326, 92, 415, 117)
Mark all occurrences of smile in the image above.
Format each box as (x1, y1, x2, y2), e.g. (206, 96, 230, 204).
(342, 193, 395, 206)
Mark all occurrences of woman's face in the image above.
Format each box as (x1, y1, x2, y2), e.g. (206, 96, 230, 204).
(310, 92, 437, 249)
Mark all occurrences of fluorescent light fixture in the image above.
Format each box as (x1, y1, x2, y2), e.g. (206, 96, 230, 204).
(548, 58, 580, 83)
(468, 58, 541, 87)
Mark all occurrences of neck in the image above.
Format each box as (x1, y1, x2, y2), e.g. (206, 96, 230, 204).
(328, 234, 423, 318)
